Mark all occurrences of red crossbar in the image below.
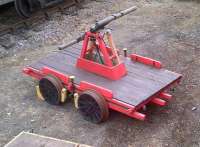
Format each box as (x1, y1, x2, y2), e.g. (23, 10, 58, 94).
(160, 92, 172, 100)
(130, 54, 162, 69)
(42, 67, 69, 85)
(76, 58, 127, 80)
(151, 98, 166, 106)
(108, 103, 145, 121)
(23, 67, 43, 80)
(79, 81, 113, 99)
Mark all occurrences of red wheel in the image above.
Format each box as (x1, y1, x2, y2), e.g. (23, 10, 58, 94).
(39, 75, 63, 105)
(78, 90, 109, 123)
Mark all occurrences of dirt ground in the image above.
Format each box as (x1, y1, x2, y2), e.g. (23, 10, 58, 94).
(0, 0, 200, 146)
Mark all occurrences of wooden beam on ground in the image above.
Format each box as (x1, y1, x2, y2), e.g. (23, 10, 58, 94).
(5, 131, 92, 147)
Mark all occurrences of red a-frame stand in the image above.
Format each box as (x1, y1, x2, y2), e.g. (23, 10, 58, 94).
(76, 31, 127, 80)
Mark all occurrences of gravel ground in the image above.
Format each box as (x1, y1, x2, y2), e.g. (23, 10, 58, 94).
(0, 0, 200, 146)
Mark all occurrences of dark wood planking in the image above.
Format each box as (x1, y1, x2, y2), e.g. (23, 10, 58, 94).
(34, 57, 154, 105)
(63, 44, 181, 83)
(33, 56, 147, 105)
(125, 59, 181, 85)
(62, 43, 180, 85)
(60, 45, 181, 87)
(31, 54, 180, 105)
(30, 47, 181, 106)
(39, 52, 166, 92)
(62, 43, 82, 55)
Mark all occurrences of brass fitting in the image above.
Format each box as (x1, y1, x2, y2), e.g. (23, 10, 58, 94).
(69, 76, 75, 83)
(36, 85, 44, 101)
(61, 88, 67, 103)
(74, 93, 79, 109)
(123, 48, 128, 57)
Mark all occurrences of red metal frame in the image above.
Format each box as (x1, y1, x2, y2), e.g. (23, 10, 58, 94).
(76, 32, 127, 80)
(23, 64, 180, 121)
(77, 58, 127, 80)
(130, 54, 162, 69)
(23, 30, 182, 121)
(23, 67, 43, 80)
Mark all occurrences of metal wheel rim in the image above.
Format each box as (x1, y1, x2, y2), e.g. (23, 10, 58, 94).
(39, 75, 63, 105)
(15, 0, 32, 18)
(78, 90, 109, 123)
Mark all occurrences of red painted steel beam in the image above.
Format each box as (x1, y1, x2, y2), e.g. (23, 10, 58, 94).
(130, 54, 162, 69)
(41, 67, 69, 85)
(76, 58, 127, 80)
(160, 92, 172, 100)
(23, 66, 70, 86)
(151, 98, 166, 106)
(108, 103, 145, 121)
(79, 81, 113, 99)
(78, 81, 137, 109)
(131, 111, 146, 121)
(23, 67, 44, 80)
(110, 98, 135, 110)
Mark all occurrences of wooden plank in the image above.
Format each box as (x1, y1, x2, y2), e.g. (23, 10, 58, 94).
(62, 43, 82, 55)
(5, 132, 91, 147)
(60, 45, 181, 85)
(32, 54, 149, 104)
(61, 44, 180, 82)
(34, 54, 175, 105)
(124, 58, 181, 84)
(39, 53, 164, 91)
(30, 51, 181, 106)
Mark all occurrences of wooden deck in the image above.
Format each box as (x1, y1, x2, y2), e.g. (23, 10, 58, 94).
(30, 43, 181, 107)
(5, 132, 91, 147)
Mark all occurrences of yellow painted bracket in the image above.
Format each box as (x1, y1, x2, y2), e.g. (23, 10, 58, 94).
(74, 93, 79, 109)
(61, 88, 67, 103)
(36, 85, 45, 101)
(69, 75, 75, 83)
